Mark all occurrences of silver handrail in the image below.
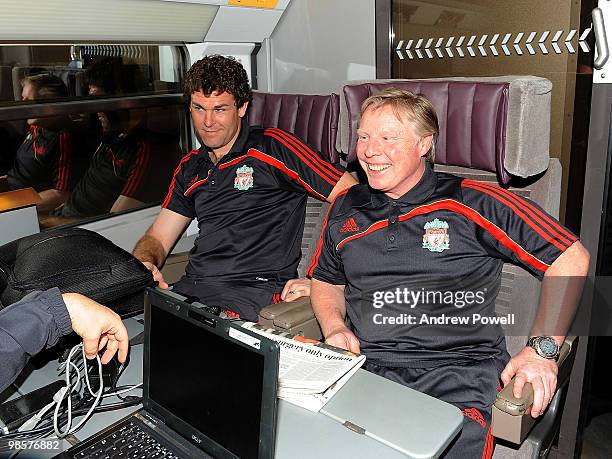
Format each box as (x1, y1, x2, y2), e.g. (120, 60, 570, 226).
(593, 7, 609, 69)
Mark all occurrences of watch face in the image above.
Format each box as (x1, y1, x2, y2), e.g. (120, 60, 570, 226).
(539, 338, 558, 356)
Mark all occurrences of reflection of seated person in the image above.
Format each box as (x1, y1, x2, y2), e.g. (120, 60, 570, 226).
(50, 64, 178, 223)
(6, 74, 85, 212)
(309, 90, 590, 458)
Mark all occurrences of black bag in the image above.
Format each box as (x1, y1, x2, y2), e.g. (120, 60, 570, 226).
(0, 228, 153, 316)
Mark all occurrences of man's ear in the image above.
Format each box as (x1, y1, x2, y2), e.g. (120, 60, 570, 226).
(238, 101, 249, 118)
(419, 134, 434, 157)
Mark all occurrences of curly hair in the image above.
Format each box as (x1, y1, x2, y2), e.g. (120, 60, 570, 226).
(183, 55, 251, 108)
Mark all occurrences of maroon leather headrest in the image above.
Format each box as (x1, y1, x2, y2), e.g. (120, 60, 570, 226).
(247, 91, 340, 163)
(343, 81, 510, 184)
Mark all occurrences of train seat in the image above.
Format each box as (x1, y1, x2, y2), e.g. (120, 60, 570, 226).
(261, 76, 578, 458)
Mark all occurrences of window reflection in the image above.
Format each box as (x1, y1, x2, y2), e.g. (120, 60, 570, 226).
(6, 74, 92, 212)
(0, 44, 181, 105)
(0, 44, 186, 229)
(50, 106, 181, 224)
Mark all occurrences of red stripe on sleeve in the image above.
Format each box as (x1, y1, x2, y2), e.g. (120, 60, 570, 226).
(462, 182, 571, 251)
(267, 128, 339, 186)
(264, 130, 336, 186)
(306, 188, 351, 277)
(64, 132, 72, 191)
(463, 180, 577, 244)
(132, 141, 151, 195)
(122, 141, 148, 197)
(56, 131, 66, 190)
(265, 128, 343, 180)
(336, 199, 551, 273)
(409, 200, 551, 273)
(246, 149, 327, 200)
(162, 149, 200, 208)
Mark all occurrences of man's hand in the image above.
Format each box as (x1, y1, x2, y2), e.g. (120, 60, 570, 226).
(281, 278, 311, 301)
(62, 293, 129, 364)
(500, 346, 558, 418)
(325, 326, 361, 354)
(142, 261, 169, 289)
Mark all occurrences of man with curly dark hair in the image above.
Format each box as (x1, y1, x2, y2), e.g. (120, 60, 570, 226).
(133, 55, 356, 321)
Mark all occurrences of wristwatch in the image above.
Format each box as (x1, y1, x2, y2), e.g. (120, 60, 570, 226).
(527, 336, 560, 360)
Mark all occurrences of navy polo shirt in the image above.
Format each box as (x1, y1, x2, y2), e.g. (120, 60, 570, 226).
(61, 129, 177, 217)
(309, 164, 578, 367)
(8, 125, 75, 193)
(163, 119, 345, 284)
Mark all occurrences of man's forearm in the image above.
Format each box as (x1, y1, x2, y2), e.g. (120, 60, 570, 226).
(311, 279, 347, 338)
(132, 234, 167, 267)
(37, 189, 70, 213)
(530, 242, 590, 341)
(530, 275, 586, 344)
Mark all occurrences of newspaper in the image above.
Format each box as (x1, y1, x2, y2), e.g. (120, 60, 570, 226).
(242, 322, 366, 412)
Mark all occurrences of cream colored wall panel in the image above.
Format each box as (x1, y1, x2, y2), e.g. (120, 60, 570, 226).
(0, 0, 217, 42)
(204, 5, 283, 42)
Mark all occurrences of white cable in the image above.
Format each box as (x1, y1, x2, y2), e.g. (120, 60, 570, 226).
(102, 383, 142, 398)
(16, 345, 134, 437)
(53, 344, 103, 438)
(17, 362, 81, 433)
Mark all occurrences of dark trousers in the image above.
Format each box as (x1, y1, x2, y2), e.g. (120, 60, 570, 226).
(172, 277, 281, 321)
(364, 357, 505, 459)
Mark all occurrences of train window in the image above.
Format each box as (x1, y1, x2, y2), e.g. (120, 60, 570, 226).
(0, 44, 188, 229)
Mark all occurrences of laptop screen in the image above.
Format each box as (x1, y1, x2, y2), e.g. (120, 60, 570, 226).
(148, 303, 267, 458)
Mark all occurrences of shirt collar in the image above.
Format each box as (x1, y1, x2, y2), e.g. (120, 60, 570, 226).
(228, 118, 250, 156)
(369, 162, 438, 207)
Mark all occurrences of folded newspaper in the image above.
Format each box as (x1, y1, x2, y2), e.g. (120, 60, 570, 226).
(242, 322, 366, 412)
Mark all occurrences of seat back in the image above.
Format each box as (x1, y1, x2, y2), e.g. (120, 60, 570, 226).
(248, 91, 340, 164)
(246, 91, 340, 277)
(340, 77, 552, 186)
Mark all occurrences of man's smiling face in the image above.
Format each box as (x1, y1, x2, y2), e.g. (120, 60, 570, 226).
(356, 104, 431, 199)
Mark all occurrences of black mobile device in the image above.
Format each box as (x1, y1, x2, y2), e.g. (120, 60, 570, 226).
(0, 380, 66, 431)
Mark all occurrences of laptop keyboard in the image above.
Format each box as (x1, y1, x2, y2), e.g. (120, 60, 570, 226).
(74, 421, 181, 459)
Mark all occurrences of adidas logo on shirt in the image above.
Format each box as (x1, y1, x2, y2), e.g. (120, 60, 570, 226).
(340, 217, 360, 233)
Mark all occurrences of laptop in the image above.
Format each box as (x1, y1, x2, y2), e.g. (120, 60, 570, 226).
(56, 288, 280, 459)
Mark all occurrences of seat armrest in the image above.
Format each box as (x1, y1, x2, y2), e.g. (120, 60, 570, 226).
(258, 297, 322, 340)
(259, 297, 312, 322)
(492, 337, 577, 443)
